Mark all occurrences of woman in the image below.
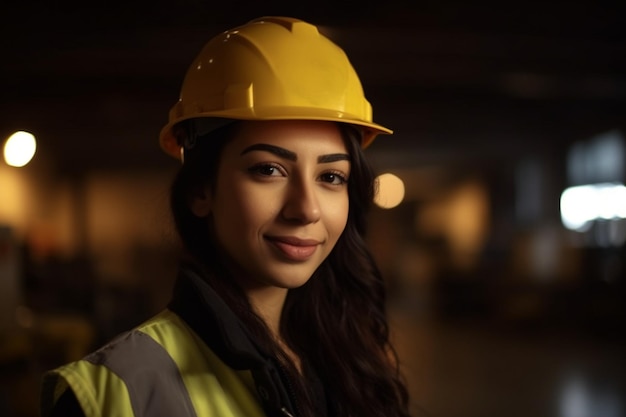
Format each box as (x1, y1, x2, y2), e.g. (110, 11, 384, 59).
(41, 16, 411, 417)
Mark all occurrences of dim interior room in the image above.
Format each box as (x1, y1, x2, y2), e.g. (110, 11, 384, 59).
(1, 1, 625, 417)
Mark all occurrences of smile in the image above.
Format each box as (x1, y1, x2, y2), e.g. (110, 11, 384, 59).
(265, 236, 321, 261)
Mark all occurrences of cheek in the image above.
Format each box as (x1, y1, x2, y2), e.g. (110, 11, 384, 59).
(213, 180, 276, 236)
(325, 194, 350, 239)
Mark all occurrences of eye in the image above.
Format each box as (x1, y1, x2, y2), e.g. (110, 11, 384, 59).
(248, 163, 285, 177)
(320, 171, 348, 186)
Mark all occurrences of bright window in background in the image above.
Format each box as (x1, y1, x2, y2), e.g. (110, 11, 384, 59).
(561, 130, 626, 247)
(560, 183, 626, 231)
(3, 131, 37, 167)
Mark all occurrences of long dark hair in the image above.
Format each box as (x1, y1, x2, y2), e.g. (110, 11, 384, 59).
(170, 120, 410, 417)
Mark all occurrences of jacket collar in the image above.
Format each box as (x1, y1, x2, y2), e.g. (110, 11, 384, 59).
(168, 262, 268, 370)
(167, 262, 300, 417)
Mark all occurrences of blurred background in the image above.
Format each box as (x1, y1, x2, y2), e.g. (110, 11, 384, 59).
(1, 1, 625, 416)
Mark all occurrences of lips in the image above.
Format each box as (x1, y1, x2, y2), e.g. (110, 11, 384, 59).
(265, 236, 321, 261)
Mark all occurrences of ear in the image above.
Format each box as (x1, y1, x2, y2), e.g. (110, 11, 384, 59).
(189, 185, 212, 218)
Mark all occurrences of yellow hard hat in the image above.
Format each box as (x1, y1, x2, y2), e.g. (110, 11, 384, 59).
(159, 16, 392, 159)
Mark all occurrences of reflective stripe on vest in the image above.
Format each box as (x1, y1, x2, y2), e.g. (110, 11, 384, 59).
(41, 310, 267, 417)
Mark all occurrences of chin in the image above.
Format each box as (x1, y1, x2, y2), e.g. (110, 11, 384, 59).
(270, 275, 314, 289)
(261, 267, 317, 289)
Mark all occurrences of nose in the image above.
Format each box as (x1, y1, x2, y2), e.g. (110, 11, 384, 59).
(281, 177, 321, 224)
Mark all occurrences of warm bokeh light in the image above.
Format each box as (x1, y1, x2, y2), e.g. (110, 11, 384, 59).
(374, 173, 405, 209)
(416, 180, 490, 270)
(3, 131, 37, 167)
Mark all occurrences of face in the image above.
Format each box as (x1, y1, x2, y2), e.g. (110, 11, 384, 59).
(191, 120, 351, 294)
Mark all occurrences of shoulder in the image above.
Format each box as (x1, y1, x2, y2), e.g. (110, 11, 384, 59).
(87, 310, 186, 361)
(84, 311, 182, 370)
(41, 309, 202, 417)
(79, 308, 205, 380)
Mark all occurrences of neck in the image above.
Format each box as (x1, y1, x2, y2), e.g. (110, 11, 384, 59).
(245, 285, 303, 374)
(222, 259, 302, 372)
(217, 252, 287, 336)
(245, 285, 288, 337)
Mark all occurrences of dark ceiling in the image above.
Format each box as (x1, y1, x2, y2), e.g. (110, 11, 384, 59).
(1, 1, 624, 176)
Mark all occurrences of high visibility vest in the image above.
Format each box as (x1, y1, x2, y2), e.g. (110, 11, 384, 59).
(41, 309, 269, 417)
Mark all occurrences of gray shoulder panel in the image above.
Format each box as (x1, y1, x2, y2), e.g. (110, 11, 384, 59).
(85, 330, 198, 417)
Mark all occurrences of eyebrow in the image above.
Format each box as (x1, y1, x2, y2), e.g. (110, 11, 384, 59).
(241, 144, 296, 161)
(318, 153, 350, 163)
(240, 143, 350, 164)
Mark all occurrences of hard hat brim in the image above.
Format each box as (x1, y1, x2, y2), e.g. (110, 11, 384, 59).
(159, 108, 392, 160)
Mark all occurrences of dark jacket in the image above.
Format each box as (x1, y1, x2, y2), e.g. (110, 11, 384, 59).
(45, 263, 327, 417)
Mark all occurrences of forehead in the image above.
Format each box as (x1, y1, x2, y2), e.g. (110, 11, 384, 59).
(226, 120, 348, 155)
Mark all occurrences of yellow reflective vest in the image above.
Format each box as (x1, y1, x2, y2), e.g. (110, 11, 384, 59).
(41, 265, 302, 417)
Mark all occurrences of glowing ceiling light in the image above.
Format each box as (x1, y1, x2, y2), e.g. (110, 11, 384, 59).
(3, 131, 37, 167)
